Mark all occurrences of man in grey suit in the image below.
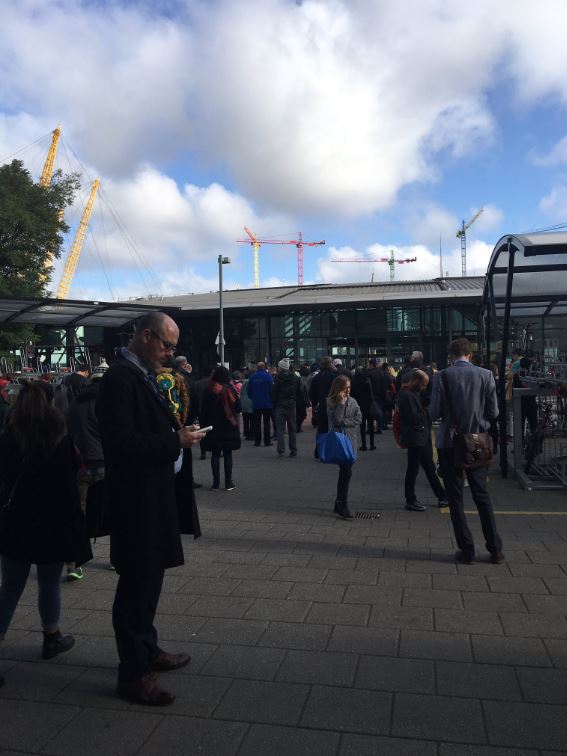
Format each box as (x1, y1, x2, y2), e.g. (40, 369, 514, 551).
(429, 338, 504, 565)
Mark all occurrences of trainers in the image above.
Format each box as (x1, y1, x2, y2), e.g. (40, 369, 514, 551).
(210, 484, 220, 491)
(289, 451, 297, 457)
(42, 630, 75, 660)
(405, 501, 426, 512)
(438, 499, 450, 508)
(490, 552, 506, 565)
(66, 566, 84, 582)
(225, 483, 236, 491)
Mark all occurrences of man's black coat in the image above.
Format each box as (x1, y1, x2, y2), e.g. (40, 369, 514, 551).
(96, 360, 185, 574)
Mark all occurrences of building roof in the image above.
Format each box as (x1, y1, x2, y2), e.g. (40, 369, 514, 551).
(128, 276, 484, 313)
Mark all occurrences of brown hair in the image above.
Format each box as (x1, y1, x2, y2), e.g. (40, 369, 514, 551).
(328, 375, 350, 405)
(448, 338, 472, 358)
(10, 381, 65, 459)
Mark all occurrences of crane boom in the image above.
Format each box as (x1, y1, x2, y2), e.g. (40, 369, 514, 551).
(236, 230, 325, 286)
(56, 178, 99, 300)
(456, 207, 484, 277)
(39, 126, 61, 187)
(332, 251, 417, 281)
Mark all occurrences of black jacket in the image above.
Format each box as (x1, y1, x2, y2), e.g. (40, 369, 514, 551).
(200, 384, 242, 452)
(272, 370, 301, 408)
(309, 368, 336, 432)
(96, 359, 184, 574)
(67, 382, 104, 468)
(350, 370, 372, 410)
(367, 367, 388, 405)
(0, 432, 92, 566)
(396, 387, 429, 447)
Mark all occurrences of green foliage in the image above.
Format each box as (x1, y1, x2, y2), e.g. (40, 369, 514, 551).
(0, 160, 80, 359)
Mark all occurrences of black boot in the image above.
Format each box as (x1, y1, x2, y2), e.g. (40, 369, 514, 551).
(337, 503, 353, 520)
(333, 500, 342, 513)
(42, 630, 75, 660)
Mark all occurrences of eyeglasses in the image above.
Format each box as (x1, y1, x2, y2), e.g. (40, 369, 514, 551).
(149, 329, 177, 354)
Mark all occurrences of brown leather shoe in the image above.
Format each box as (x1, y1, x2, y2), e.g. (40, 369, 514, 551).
(116, 673, 175, 706)
(151, 651, 191, 672)
(491, 552, 506, 565)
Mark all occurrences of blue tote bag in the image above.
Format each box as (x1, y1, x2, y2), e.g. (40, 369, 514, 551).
(319, 429, 356, 465)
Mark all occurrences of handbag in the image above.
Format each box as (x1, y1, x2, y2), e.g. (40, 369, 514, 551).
(441, 371, 493, 470)
(318, 400, 357, 465)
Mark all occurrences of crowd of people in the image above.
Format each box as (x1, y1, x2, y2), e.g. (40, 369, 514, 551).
(0, 312, 505, 704)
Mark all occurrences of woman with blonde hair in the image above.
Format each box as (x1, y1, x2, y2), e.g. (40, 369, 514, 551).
(326, 375, 362, 520)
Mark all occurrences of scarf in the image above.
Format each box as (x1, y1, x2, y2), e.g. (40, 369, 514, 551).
(210, 380, 237, 426)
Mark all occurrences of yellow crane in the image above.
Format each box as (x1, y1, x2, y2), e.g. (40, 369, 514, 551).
(56, 178, 99, 299)
(456, 207, 484, 277)
(39, 126, 61, 187)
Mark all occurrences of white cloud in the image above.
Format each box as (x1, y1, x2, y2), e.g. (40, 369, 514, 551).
(539, 184, 567, 218)
(533, 135, 567, 167)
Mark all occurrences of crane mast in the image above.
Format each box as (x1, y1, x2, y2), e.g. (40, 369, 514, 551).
(56, 178, 99, 300)
(456, 207, 484, 277)
(39, 126, 61, 187)
(244, 227, 261, 288)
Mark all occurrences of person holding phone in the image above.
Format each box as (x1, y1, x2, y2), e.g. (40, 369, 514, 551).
(326, 375, 362, 520)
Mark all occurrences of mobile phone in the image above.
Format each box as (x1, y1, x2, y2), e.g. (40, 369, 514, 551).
(199, 425, 213, 432)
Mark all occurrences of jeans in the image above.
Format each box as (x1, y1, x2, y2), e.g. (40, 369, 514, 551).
(336, 464, 353, 504)
(211, 449, 233, 487)
(242, 413, 253, 439)
(438, 448, 503, 556)
(275, 405, 297, 454)
(360, 407, 375, 448)
(253, 409, 272, 445)
(113, 569, 164, 682)
(405, 442, 446, 503)
(0, 557, 63, 636)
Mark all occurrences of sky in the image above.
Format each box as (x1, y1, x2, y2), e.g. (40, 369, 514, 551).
(2, 0, 567, 301)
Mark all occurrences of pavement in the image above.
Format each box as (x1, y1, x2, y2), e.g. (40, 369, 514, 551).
(1, 421, 567, 756)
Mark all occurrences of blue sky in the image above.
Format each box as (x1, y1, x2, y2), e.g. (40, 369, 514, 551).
(1, 0, 567, 300)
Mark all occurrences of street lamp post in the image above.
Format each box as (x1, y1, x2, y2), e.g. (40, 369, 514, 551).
(218, 255, 230, 365)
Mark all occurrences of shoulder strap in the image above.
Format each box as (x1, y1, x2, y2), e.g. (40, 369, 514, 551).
(441, 369, 460, 433)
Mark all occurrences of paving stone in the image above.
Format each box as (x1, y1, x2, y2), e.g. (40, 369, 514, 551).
(462, 592, 527, 613)
(0, 700, 78, 752)
(545, 639, 567, 668)
(305, 601, 370, 626)
(472, 636, 552, 666)
(487, 577, 549, 595)
(499, 612, 567, 639)
(327, 625, 399, 656)
(355, 655, 435, 694)
(484, 700, 567, 750)
(522, 594, 567, 614)
(543, 578, 567, 595)
(261, 553, 312, 566)
(212, 550, 268, 564)
(155, 614, 208, 641)
(434, 609, 503, 635)
(403, 588, 463, 609)
(432, 574, 489, 592)
(200, 645, 285, 681)
(67, 610, 114, 637)
(180, 577, 242, 596)
(368, 605, 434, 631)
(53, 667, 131, 709)
(231, 579, 293, 599)
(300, 685, 392, 734)
(272, 566, 328, 583)
(438, 746, 538, 756)
(392, 693, 485, 743)
(516, 666, 567, 703)
(137, 715, 247, 756)
(286, 583, 346, 603)
(258, 621, 332, 651)
(58, 635, 119, 668)
(326, 568, 379, 585)
(339, 734, 437, 755)
(406, 560, 458, 574)
(400, 629, 472, 661)
(243, 598, 311, 622)
(222, 564, 279, 580)
(192, 618, 268, 646)
(308, 555, 358, 570)
(436, 661, 522, 701)
(214, 679, 309, 725)
(238, 724, 340, 756)
(276, 649, 358, 686)
(0, 661, 83, 702)
(508, 563, 566, 578)
(378, 572, 431, 588)
(342, 585, 402, 604)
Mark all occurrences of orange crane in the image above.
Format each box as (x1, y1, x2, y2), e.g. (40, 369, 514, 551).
(333, 250, 417, 281)
(237, 228, 325, 287)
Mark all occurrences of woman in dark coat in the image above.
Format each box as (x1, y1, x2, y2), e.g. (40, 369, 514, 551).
(200, 366, 241, 491)
(0, 382, 92, 683)
(350, 366, 374, 451)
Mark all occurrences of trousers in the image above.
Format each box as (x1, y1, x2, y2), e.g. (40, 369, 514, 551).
(211, 449, 233, 487)
(253, 409, 272, 445)
(359, 407, 375, 448)
(112, 569, 164, 682)
(0, 557, 63, 636)
(438, 448, 503, 556)
(405, 442, 446, 503)
(275, 405, 297, 453)
(336, 464, 353, 503)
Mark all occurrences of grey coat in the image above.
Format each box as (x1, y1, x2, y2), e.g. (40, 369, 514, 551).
(326, 396, 362, 450)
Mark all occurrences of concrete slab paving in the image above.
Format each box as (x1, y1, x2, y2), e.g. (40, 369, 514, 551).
(1, 423, 566, 754)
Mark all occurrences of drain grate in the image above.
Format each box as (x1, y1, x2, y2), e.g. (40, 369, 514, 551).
(354, 511, 382, 520)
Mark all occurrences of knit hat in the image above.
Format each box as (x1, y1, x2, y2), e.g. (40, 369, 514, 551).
(332, 358, 342, 366)
(278, 358, 290, 370)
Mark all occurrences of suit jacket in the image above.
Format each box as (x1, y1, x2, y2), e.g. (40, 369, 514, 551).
(96, 359, 184, 574)
(429, 359, 499, 449)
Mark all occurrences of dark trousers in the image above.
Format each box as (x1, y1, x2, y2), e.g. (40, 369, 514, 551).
(360, 407, 375, 449)
(438, 448, 503, 556)
(211, 449, 233, 487)
(405, 442, 446, 504)
(112, 570, 164, 682)
(336, 463, 353, 503)
(242, 413, 253, 439)
(253, 408, 272, 445)
(275, 405, 297, 453)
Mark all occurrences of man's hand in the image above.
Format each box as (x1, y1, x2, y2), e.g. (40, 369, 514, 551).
(178, 426, 206, 448)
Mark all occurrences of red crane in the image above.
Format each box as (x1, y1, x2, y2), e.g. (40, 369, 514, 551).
(333, 250, 417, 281)
(237, 227, 325, 287)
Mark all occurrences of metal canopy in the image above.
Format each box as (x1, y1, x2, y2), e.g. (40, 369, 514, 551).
(0, 296, 181, 328)
(481, 232, 567, 479)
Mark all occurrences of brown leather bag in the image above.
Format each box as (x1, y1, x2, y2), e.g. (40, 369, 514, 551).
(441, 371, 493, 471)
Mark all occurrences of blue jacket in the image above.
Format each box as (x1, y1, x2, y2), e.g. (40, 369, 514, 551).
(246, 369, 274, 410)
(429, 359, 499, 449)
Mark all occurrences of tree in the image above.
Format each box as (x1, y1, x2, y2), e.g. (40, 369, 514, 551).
(0, 159, 79, 359)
